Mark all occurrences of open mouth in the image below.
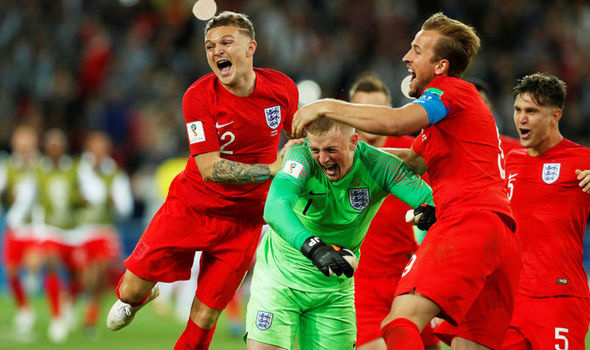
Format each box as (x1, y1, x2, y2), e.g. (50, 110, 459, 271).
(519, 128, 531, 137)
(321, 164, 338, 177)
(217, 60, 232, 75)
(408, 69, 416, 82)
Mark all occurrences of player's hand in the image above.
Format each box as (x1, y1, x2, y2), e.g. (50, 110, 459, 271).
(292, 100, 331, 138)
(301, 236, 355, 278)
(576, 169, 590, 193)
(413, 203, 436, 231)
(270, 139, 306, 175)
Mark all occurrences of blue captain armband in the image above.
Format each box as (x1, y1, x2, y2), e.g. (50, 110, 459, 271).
(411, 88, 449, 125)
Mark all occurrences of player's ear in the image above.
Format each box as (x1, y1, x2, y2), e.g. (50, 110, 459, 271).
(350, 133, 358, 151)
(247, 39, 257, 57)
(551, 107, 562, 124)
(434, 59, 449, 76)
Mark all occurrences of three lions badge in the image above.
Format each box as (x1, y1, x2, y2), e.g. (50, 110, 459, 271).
(542, 163, 561, 184)
(256, 311, 274, 330)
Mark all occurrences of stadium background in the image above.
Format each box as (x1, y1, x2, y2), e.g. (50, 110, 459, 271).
(1, 0, 590, 348)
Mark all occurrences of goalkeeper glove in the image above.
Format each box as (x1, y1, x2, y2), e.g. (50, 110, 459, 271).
(414, 203, 436, 231)
(300, 236, 355, 278)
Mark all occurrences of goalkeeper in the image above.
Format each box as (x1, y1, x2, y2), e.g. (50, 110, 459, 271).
(245, 117, 435, 350)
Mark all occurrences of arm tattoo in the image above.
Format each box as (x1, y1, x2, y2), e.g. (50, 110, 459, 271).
(211, 158, 273, 183)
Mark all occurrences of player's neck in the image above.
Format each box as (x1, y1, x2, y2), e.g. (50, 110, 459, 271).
(528, 133, 563, 156)
(223, 69, 256, 97)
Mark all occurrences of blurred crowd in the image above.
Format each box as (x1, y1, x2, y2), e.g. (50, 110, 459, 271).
(2, 0, 590, 215)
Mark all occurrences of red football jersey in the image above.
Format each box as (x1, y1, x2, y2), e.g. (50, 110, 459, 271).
(411, 76, 513, 224)
(177, 68, 298, 223)
(356, 135, 420, 278)
(500, 135, 521, 155)
(505, 139, 590, 297)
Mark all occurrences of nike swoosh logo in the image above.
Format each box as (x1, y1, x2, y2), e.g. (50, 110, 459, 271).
(309, 191, 326, 196)
(215, 121, 234, 129)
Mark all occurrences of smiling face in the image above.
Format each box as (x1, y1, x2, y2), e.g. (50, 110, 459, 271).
(308, 127, 357, 182)
(513, 92, 562, 156)
(402, 30, 447, 98)
(205, 26, 256, 92)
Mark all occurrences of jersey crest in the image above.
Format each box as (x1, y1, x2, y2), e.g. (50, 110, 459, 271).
(264, 106, 281, 130)
(542, 163, 560, 184)
(256, 310, 274, 330)
(348, 187, 370, 210)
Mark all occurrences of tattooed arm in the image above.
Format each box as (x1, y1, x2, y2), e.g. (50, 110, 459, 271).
(194, 152, 276, 184)
(194, 139, 305, 184)
(194, 151, 281, 184)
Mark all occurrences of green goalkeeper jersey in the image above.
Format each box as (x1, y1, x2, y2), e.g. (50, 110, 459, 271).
(258, 141, 433, 292)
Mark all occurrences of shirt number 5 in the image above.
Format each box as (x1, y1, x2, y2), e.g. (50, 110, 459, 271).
(555, 327, 569, 350)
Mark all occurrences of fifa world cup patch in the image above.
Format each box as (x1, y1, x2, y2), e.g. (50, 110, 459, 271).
(186, 121, 205, 144)
(542, 163, 561, 184)
(281, 160, 304, 179)
(264, 105, 281, 130)
(256, 310, 274, 330)
(348, 187, 370, 210)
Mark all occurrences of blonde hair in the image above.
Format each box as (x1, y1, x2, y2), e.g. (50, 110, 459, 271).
(422, 12, 480, 77)
(307, 117, 354, 137)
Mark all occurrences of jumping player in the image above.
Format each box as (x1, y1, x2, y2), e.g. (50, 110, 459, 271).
(106, 11, 299, 349)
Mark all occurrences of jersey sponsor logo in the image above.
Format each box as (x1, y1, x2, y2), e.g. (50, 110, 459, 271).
(348, 187, 370, 211)
(281, 160, 304, 179)
(542, 163, 561, 184)
(557, 278, 568, 285)
(215, 121, 234, 129)
(256, 310, 273, 330)
(186, 121, 205, 144)
(264, 105, 281, 130)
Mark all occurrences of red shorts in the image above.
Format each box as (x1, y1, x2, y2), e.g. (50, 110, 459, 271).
(36, 240, 83, 271)
(81, 228, 122, 265)
(501, 294, 590, 350)
(2, 228, 36, 267)
(125, 196, 262, 310)
(397, 210, 521, 349)
(355, 274, 440, 347)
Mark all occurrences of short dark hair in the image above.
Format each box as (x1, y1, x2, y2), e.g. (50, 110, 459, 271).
(512, 72, 566, 110)
(205, 11, 255, 40)
(348, 74, 391, 103)
(422, 12, 480, 77)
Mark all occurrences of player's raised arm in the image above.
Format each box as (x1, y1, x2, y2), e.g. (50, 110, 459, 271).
(292, 98, 429, 138)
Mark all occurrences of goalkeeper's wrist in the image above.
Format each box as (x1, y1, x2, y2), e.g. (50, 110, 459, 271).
(300, 236, 326, 259)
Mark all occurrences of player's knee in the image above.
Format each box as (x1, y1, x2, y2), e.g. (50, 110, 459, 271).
(190, 300, 221, 329)
(118, 280, 151, 304)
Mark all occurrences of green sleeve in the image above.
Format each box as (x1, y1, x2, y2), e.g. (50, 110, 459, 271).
(362, 143, 434, 208)
(263, 174, 313, 250)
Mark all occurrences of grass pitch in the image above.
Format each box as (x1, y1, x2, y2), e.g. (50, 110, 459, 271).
(0, 293, 244, 349)
(0, 293, 588, 349)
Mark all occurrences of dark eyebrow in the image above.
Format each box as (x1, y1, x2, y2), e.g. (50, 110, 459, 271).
(205, 34, 235, 44)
